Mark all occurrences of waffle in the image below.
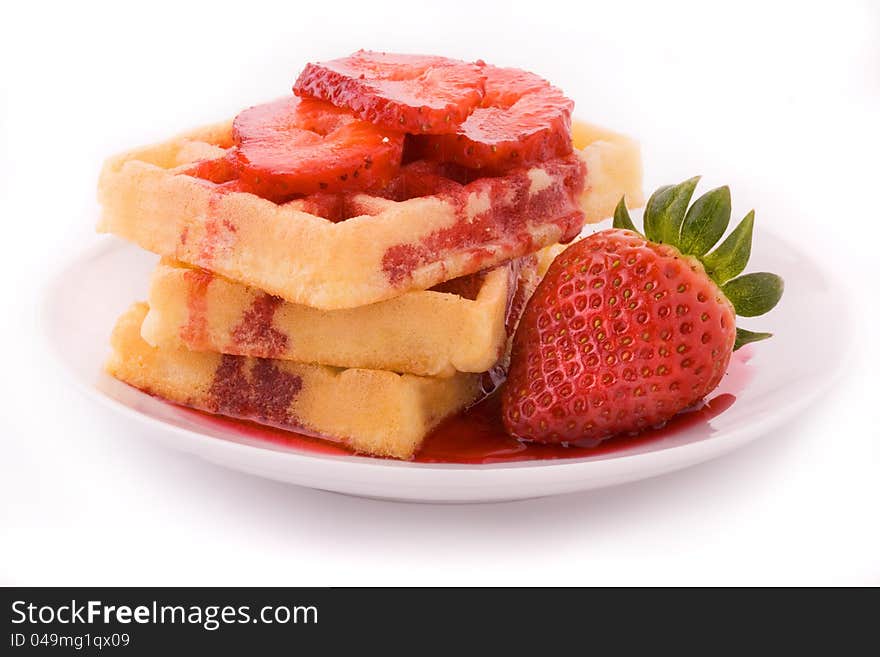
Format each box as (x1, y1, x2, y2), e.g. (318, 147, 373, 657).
(141, 247, 544, 376)
(109, 303, 492, 459)
(97, 119, 642, 310)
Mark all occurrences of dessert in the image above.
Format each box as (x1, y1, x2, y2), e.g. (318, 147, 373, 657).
(101, 51, 653, 459)
(97, 124, 633, 310)
(97, 58, 642, 310)
(141, 253, 544, 377)
(109, 304, 489, 459)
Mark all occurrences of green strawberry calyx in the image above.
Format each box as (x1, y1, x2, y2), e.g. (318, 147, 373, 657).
(613, 177, 783, 351)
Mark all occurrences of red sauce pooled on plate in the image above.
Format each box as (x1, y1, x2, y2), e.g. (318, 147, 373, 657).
(180, 348, 754, 464)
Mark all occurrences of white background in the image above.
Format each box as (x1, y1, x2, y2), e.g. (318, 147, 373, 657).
(2, 0, 878, 585)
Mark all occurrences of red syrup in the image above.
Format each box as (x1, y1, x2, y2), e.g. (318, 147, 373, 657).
(169, 347, 756, 464)
(416, 391, 737, 463)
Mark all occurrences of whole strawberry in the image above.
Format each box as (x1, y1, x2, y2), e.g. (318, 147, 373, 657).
(502, 177, 783, 443)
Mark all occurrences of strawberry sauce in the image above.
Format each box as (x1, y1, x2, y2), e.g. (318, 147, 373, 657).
(381, 155, 586, 286)
(416, 391, 736, 463)
(230, 293, 288, 357)
(180, 268, 213, 346)
(174, 349, 754, 464)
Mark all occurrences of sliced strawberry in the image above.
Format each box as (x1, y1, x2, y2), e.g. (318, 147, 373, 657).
(416, 66, 574, 172)
(293, 50, 486, 134)
(378, 159, 476, 201)
(232, 96, 404, 201)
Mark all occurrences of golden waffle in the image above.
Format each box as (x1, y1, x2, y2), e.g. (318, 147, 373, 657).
(142, 250, 541, 377)
(97, 119, 642, 310)
(109, 304, 493, 459)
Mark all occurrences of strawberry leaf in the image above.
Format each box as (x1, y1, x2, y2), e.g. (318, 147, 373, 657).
(701, 210, 755, 285)
(643, 176, 700, 245)
(678, 186, 731, 256)
(613, 196, 640, 234)
(734, 327, 774, 351)
(642, 184, 671, 241)
(722, 272, 784, 317)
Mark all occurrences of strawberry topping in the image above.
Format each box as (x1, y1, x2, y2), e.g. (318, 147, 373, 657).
(378, 159, 476, 201)
(293, 50, 486, 135)
(185, 55, 580, 207)
(231, 96, 404, 201)
(415, 66, 574, 172)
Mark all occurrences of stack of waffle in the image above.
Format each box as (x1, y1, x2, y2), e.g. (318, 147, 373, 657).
(99, 118, 642, 459)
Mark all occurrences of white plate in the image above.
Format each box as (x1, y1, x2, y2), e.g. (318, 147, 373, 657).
(44, 229, 844, 503)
